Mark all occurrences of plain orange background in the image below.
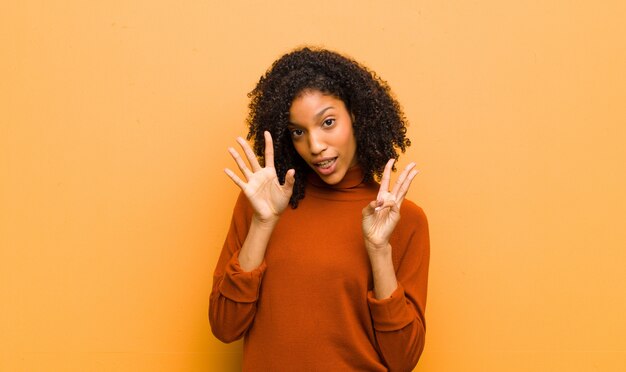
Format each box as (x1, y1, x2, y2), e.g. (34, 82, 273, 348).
(2, 1, 625, 371)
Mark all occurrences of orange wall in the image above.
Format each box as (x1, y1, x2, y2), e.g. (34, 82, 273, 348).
(1, 1, 625, 371)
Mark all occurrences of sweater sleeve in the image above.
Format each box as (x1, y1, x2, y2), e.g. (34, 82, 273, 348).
(367, 203, 430, 371)
(209, 192, 266, 343)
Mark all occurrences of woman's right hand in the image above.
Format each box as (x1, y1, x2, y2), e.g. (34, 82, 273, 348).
(224, 131, 295, 225)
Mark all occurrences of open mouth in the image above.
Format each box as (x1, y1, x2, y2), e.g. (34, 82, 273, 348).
(314, 157, 337, 169)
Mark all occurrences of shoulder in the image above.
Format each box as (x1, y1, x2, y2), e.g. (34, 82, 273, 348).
(233, 191, 252, 213)
(230, 191, 254, 228)
(392, 199, 429, 248)
(391, 198, 430, 267)
(399, 199, 428, 231)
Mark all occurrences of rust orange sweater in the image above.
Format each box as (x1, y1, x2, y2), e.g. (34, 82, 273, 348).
(209, 167, 430, 371)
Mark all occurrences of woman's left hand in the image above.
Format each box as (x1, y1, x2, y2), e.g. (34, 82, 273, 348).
(362, 159, 419, 250)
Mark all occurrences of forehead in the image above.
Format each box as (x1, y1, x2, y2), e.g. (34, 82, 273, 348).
(289, 91, 346, 122)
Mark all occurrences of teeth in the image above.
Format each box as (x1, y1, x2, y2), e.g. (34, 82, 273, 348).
(316, 158, 335, 168)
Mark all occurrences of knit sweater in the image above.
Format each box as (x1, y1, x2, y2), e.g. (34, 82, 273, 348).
(209, 166, 430, 371)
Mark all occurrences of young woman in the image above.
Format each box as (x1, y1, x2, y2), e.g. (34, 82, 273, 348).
(209, 47, 430, 371)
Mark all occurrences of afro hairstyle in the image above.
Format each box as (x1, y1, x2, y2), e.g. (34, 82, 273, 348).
(246, 46, 411, 208)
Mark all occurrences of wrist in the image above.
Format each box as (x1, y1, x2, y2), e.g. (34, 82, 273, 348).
(366, 245, 397, 300)
(251, 214, 279, 229)
(365, 240, 391, 253)
(367, 245, 392, 264)
(240, 217, 276, 272)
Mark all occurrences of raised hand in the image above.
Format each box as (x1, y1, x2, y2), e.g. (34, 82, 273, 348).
(225, 131, 295, 224)
(362, 159, 419, 250)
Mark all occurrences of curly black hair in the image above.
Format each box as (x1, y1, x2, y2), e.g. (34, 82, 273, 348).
(246, 46, 411, 208)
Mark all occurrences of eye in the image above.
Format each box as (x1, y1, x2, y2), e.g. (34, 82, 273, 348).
(290, 128, 304, 138)
(322, 118, 335, 127)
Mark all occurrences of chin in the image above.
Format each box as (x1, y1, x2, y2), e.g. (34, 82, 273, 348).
(318, 169, 346, 185)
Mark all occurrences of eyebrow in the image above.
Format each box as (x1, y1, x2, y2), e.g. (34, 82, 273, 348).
(315, 106, 335, 119)
(288, 106, 335, 127)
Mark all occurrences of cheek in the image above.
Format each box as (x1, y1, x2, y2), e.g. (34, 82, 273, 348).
(292, 140, 308, 159)
(340, 129, 358, 164)
(337, 125, 357, 152)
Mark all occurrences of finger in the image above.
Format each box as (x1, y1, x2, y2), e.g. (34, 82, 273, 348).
(236, 137, 261, 172)
(391, 162, 416, 196)
(282, 169, 296, 193)
(264, 131, 275, 169)
(362, 200, 378, 217)
(374, 198, 398, 213)
(224, 168, 247, 191)
(396, 169, 419, 208)
(228, 147, 253, 180)
(378, 159, 395, 201)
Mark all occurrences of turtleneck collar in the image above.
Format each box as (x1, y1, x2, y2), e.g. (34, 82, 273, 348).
(305, 166, 379, 201)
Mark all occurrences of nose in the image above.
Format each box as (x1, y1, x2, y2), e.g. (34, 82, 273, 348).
(308, 130, 327, 155)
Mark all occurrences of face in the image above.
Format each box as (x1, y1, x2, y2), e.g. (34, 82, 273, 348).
(288, 90, 358, 185)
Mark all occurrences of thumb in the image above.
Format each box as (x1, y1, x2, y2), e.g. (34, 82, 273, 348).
(362, 200, 377, 217)
(374, 199, 398, 213)
(282, 169, 296, 191)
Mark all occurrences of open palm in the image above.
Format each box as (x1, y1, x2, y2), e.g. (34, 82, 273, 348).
(225, 131, 295, 223)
